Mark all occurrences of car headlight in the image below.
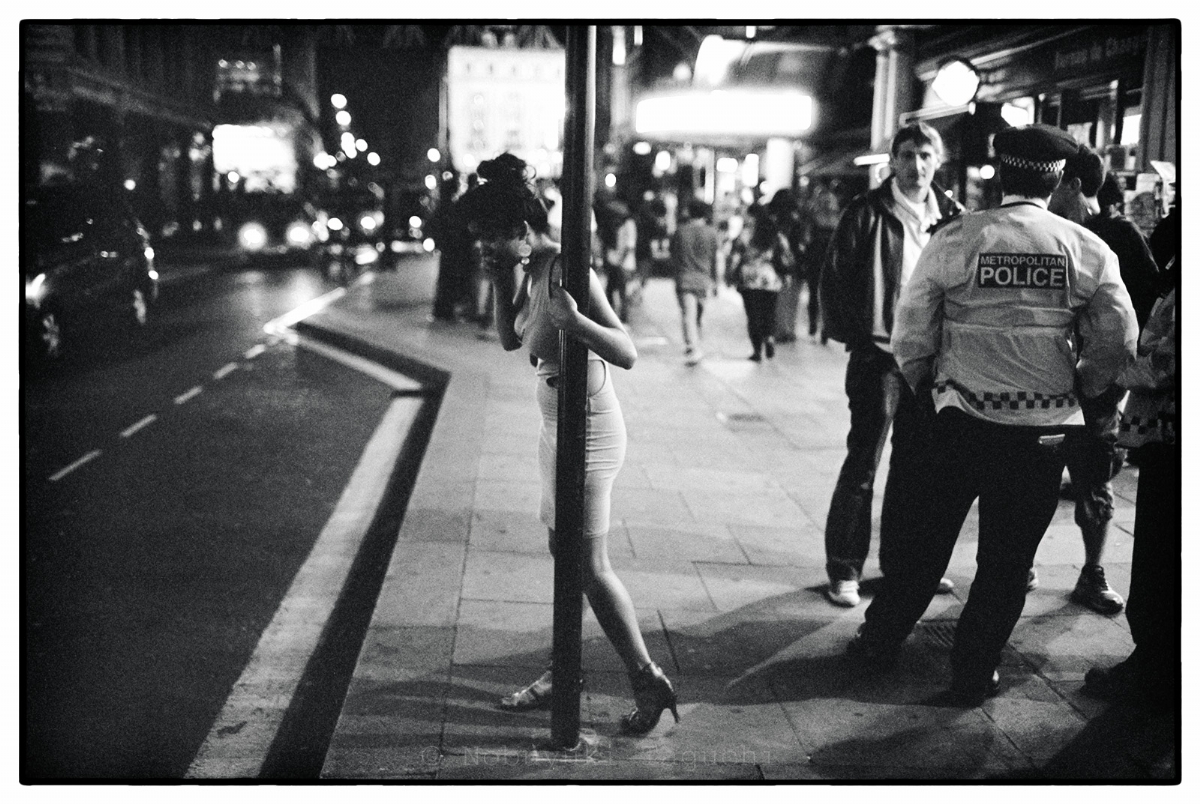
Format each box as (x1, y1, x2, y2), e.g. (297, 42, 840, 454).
(25, 273, 47, 307)
(359, 214, 378, 233)
(286, 220, 314, 247)
(327, 217, 344, 232)
(238, 222, 268, 251)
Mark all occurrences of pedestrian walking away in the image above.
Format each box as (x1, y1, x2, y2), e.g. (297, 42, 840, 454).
(727, 205, 791, 361)
(847, 124, 1138, 706)
(669, 198, 720, 365)
(818, 121, 963, 607)
(459, 153, 678, 736)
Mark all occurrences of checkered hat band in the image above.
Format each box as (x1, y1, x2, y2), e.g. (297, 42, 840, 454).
(937, 379, 1077, 411)
(998, 153, 1067, 173)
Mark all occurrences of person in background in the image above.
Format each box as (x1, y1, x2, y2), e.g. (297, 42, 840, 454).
(848, 124, 1137, 705)
(459, 153, 678, 736)
(804, 185, 841, 343)
(1087, 172, 1165, 328)
(1084, 215, 1177, 711)
(1148, 193, 1179, 287)
(766, 188, 806, 344)
(669, 198, 721, 365)
(1032, 146, 1144, 614)
(598, 199, 638, 324)
(818, 121, 963, 607)
(428, 173, 472, 322)
(727, 205, 790, 361)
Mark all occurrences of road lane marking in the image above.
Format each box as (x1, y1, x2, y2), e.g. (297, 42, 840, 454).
(262, 286, 348, 337)
(213, 363, 239, 380)
(175, 386, 204, 405)
(120, 414, 158, 438)
(293, 333, 423, 394)
(185, 396, 423, 779)
(48, 450, 102, 482)
(244, 344, 267, 359)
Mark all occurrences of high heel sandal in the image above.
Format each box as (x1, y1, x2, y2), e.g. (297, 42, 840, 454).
(620, 662, 680, 736)
(498, 669, 552, 711)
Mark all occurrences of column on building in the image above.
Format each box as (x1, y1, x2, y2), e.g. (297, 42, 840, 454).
(1137, 23, 1177, 171)
(867, 25, 915, 187)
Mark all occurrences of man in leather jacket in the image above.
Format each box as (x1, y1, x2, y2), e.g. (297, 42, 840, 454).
(816, 121, 963, 608)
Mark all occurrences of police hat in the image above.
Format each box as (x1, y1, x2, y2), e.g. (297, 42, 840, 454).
(993, 124, 1079, 174)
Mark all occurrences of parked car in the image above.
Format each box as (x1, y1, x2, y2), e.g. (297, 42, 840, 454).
(22, 184, 159, 364)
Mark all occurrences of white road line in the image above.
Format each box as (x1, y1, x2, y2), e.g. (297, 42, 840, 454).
(213, 363, 239, 380)
(185, 396, 423, 779)
(293, 333, 423, 394)
(48, 450, 102, 482)
(120, 414, 158, 438)
(244, 344, 267, 360)
(175, 386, 204, 405)
(262, 286, 349, 337)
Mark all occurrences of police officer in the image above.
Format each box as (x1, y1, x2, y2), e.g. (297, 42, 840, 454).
(844, 124, 1138, 705)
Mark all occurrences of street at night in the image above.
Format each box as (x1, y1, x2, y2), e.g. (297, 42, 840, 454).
(20, 21, 1180, 786)
(23, 255, 420, 777)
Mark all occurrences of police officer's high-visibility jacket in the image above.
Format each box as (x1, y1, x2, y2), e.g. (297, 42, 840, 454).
(891, 198, 1138, 428)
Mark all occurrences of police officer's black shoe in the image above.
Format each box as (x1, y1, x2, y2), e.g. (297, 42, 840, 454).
(947, 670, 1001, 707)
(843, 627, 901, 674)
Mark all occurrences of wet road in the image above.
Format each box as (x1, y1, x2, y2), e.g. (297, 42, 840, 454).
(22, 257, 400, 778)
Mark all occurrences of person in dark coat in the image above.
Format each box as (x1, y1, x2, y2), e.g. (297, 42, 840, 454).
(817, 121, 964, 608)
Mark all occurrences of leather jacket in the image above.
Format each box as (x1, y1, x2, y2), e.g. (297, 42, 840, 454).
(819, 176, 962, 349)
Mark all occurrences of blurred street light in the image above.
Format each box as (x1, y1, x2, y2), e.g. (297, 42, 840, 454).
(336, 110, 351, 127)
(331, 93, 347, 109)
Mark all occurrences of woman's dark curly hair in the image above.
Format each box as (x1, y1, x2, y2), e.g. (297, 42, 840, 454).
(459, 153, 550, 237)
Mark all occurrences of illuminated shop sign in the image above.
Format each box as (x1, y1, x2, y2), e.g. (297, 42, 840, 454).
(635, 90, 813, 140)
(446, 46, 566, 179)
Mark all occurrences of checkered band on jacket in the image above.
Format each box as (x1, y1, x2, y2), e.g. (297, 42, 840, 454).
(998, 153, 1067, 173)
(936, 379, 1077, 412)
(1118, 410, 1176, 444)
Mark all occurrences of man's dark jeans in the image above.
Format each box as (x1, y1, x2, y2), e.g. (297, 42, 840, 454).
(823, 345, 930, 583)
(860, 409, 1065, 685)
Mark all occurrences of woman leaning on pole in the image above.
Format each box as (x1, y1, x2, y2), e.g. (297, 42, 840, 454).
(457, 153, 679, 736)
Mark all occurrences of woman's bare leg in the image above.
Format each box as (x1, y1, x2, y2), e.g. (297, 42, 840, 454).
(549, 528, 651, 672)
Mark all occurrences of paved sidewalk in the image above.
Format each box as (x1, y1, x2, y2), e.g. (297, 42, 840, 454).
(295, 256, 1175, 781)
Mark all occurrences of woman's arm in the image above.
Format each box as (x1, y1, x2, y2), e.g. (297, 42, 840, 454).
(488, 264, 524, 351)
(546, 268, 637, 369)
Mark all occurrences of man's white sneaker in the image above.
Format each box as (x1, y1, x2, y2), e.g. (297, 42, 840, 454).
(684, 348, 703, 366)
(826, 579, 861, 607)
(936, 577, 955, 594)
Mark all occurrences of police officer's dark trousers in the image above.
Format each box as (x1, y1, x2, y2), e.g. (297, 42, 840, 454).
(861, 408, 1065, 684)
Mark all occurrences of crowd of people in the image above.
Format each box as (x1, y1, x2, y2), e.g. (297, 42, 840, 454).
(423, 122, 1177, 732)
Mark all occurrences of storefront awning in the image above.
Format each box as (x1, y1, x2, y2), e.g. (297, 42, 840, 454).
(798, 143, 870, 177)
